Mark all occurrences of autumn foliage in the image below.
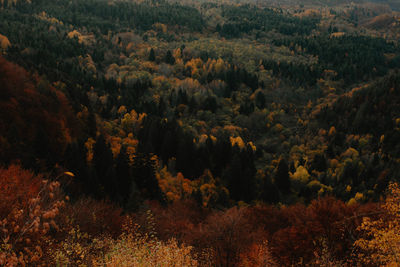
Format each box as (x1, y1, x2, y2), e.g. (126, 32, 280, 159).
(1, 0, 400, 265)
(0, 165, 66, 266)
(0, 57, 78, 167)
(0, 165, 197, 266)
(0, 164, 399, 266)
(354, 182, 400, 266)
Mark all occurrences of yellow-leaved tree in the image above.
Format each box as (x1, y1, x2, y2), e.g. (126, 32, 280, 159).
(354, 182, 400, 266)
(0, 34, 11, 52)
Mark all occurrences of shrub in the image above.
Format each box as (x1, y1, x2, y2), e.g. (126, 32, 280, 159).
(0, 165, 66, 266)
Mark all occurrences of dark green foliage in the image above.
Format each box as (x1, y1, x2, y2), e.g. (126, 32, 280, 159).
(164, 50, 175, 65)
(317, 71, 400, 157)
(218, 5, 318, 38)
(92, 134, 116, 198)
(262, 175, 279, 204)
(1, 0, 400, 210)
(201, 96, 218, 113)
(275, 159, 291, 194)
(62, 141, 90, 198)
(26, 0, 204, 32)
(273, 35, 400, 83)
(115, 146, 132, 204)
(149, 48, 156, 62)
(132, 153, 165, 203)
(262, 59, 321, 86)
(223, 145, 256, 202)
(255, 91, 266, 109)
(311, 154, 327, 172)
(239, 97, 255, 115)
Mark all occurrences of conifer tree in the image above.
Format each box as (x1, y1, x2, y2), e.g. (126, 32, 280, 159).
(165, 50, 175, 65)
(149, 48, 156, 61)
(115, 146, 132, 204)
(275, 158, 291, 194)
(132, 153, 165, 203)
(92, 134, 116, 198)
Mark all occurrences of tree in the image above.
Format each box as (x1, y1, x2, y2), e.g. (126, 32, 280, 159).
(165, 50, 175, 65)
(115, 146, 132, 204)
(176, 134, 196, 178)
(223, 145, 256, 202)
(132, 153, 165, 203)
(311, 153, 327, 172)
(63, 141, 90, 198)
(255, 90, 266, 109)
(149, 48, 155, 61)
(92, 134, 116, 198)
(262, 175, 279, 204)
(275, 159, 291, 194)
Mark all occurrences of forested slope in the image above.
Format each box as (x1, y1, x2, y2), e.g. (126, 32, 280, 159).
(0, 0, 400, 265)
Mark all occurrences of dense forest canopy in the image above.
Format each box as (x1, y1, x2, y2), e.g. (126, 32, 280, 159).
(0, 0, 400, 265)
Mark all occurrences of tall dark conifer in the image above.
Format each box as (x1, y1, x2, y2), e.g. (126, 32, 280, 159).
(275, 158, 291, 194)
(149, 48, 156, 61)
(132, 153, 165, 203)
(92, 134, 116, 198)
(115, 146, 132, 204)
(165, 50, 175, 65)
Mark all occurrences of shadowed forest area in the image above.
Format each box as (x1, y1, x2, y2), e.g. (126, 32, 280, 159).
(0, 0, 400, 265)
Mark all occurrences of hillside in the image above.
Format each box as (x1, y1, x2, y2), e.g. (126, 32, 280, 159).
(0, 0, 400, 265)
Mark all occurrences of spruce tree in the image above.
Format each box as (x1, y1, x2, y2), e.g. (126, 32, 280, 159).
(275, 158, 291, 194)
(149, 48, 155, 61)
(92, 134, 116, 198)
(165, 50, 175, 65)
(115, 146, 132, 203)
(132, 153, 165, 203)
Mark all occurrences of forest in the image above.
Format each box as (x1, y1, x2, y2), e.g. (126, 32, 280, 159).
(0, 0, 400, 265)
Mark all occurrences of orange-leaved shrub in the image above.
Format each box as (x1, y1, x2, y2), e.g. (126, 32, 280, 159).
(0, 165, 66, 266)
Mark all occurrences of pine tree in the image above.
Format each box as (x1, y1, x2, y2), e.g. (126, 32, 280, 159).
(275, 158, 291, 194)
(132, 153, 165, 203)
(262, 175, 279, 203)
(92, 134, 116, 198)
(255, 90, 266, 109)
(165, 50, 175, 65)
(63, 141, 90, 197)
(223, 145, 256, 202)
(115, 146, 132, 203)
(149, 48, 155, 61)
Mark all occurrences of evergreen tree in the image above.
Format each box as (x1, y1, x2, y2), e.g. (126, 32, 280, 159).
(216, 23, 221, 32)
(115, 146, 132, 204)
(92, 134, 116, 198)
(311, 154, 327, 172)
(223, 145, 256, 202)
(132, 153, 165, 203)
(125, 179, 143, 211)
(164, 50, 175, 65)
(149, 48, 155, 61)
(255, 90, 266, 109)
(275, 158, 291, 194)
(176, 134, 196, 178)
(63, 141, 90, 198)
(262, 175, 279, 203)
